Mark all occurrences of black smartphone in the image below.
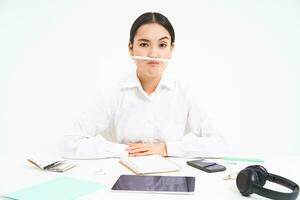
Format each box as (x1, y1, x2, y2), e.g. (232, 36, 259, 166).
(187, 160, 226, 173)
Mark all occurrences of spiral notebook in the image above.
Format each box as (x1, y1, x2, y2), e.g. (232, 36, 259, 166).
(119, 155, 181, 175)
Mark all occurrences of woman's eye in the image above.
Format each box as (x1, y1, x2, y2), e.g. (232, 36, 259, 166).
(159, 43, 167, 48)
(139, 43, 149, 47)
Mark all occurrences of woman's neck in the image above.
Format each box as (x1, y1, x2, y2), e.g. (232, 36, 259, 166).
(137, 73, 161, 95)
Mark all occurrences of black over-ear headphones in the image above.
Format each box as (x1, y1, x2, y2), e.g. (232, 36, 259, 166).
(236, 165, 299, 200)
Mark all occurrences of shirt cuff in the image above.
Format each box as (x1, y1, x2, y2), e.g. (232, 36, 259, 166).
(112, 143, 128, 157)
(166, 141, 184, 157)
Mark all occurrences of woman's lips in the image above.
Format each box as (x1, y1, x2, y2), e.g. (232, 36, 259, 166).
(147, 60, 160, 64)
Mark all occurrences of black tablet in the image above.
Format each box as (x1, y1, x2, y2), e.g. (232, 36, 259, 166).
(111, 175, 195, 194)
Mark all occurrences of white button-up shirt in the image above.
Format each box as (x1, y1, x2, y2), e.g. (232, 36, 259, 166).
(59, 71, 227, 159)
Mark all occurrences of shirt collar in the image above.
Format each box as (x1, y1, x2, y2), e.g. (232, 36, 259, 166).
(120, 71, 141, 89)
(120, 71, 175, 90)
(159, 71, 174, 90)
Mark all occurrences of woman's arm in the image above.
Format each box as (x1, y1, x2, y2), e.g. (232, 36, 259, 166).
(166, 95, 228, 158)
(58, 92, 128, 159)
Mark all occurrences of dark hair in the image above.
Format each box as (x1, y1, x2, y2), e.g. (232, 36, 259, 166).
(129, 12, 175, 45)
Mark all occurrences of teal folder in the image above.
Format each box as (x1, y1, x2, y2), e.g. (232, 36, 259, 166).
(3, 176, 105, 200)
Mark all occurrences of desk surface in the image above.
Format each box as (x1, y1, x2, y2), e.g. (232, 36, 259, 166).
(0, 154, 299, 200)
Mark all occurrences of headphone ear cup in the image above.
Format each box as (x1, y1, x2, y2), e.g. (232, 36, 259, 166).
(246, 165, 268, 186)
(236, 168, 260, 196)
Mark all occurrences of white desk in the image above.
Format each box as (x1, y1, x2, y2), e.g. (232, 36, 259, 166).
(0, 154, 299, 200)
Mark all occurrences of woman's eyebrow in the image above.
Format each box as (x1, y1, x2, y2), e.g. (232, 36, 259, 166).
(137, 39, 150, 42)
(137, 37, 169, 42)
(159, 36, 170, 41)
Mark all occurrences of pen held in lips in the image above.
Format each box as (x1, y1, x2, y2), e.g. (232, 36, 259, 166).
(131, 56, 171, 63)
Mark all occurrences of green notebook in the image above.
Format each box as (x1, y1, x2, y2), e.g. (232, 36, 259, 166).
(3, 176, 105, 200)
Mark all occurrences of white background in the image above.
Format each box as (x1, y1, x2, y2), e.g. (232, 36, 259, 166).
(1, 0, 299, 157)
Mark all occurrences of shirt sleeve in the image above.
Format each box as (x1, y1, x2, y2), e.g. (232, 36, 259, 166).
(58, 91, 128, 159)
(166, 93, 228, 158)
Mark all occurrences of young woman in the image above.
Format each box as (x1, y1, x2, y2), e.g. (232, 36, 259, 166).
(59, 12, 226, 159)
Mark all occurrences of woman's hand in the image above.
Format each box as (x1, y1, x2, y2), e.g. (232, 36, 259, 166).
(127, 142, 167, 157)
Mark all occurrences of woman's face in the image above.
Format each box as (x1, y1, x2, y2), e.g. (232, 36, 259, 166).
(129, 23, 174, 79)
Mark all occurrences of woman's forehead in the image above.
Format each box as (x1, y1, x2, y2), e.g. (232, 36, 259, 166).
(134, 23, 171, 41)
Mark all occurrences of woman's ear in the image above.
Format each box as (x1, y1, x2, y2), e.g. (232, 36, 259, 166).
(170, 43, 175, 53)
(128, 42, 133, 56)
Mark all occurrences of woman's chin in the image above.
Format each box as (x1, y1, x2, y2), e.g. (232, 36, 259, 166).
(146, 70, 163, 78)
(137, 66, 165, 79)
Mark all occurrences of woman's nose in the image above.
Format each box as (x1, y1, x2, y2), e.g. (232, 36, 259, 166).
(148, 47, 159, 58)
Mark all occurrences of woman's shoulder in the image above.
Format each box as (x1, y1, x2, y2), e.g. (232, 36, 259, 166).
(172, 74, 206, 109)
(95, 72, 137, 102)
(172, 76, 194, 99)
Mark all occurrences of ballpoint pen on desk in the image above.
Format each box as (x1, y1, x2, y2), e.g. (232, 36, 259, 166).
(43, 160, 65, 170)
(131, 56, 171, 63)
